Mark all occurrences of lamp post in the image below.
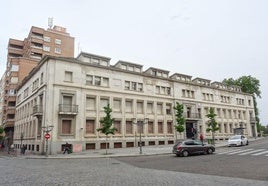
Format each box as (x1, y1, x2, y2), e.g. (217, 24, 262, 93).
(132, 118, 148, 154)
(42, 125, 54, 157)
(20, 132, 24, 154)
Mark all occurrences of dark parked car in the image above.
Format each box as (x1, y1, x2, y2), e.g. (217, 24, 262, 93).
(172, 140, 215, 157)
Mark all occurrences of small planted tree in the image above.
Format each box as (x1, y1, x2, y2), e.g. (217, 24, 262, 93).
(96, 104, 117, 155)
(206, 107, 219, 145)
(174, 102, 185, 140)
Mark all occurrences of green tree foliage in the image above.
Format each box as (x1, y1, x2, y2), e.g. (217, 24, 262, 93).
(174, 102, 185, 135)
(96, 104, 117, 154)
(223, 76, 261, 133)
(206, 107, 219, 145)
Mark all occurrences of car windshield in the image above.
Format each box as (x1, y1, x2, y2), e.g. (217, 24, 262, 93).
(230, 136, 241, 140)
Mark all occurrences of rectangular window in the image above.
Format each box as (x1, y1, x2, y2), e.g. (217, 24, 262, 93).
(126, 121, 133, 134)
(132, 82, 137, 90)
(43, 46, 50, 52)
(157, 103, 163, 114)
(137, 101, 143, 114)
(147, 102, 153, 114)
(64, 71, 73, 82)
(86, 119, 95, 134)
(55, 39, 62, 45)
(137, 124, 143, 134)
(62, 120, 72, 134)
(138, 83, 143, 91)
(95, 76, 101, 86)
(44, 36, 50, 42)
(166, 104, 171, 115)
(113, 99, 121, 112)
(86, 97, 95, 110)
(86, 75, 93, 85)
(100, 98, 109, 109)
(156, 86, 160, 94)
(158, 121, 163, 133)
(148, 121, 154, 134)
(114, 121, 121, 134)
(55, 47, 61, 54)
(125, 81, 130, 90)
(167, 121, 173, 133)
(125, 100, 133, 112)
(11, 65, 19, 72)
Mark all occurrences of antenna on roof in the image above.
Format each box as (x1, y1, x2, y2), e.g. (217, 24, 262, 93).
(48, 17, 53, 29)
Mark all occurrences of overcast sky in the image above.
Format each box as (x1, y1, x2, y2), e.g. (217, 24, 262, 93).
(1, 0, 267, 124)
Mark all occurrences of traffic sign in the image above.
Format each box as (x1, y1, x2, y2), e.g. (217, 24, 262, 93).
(44, 133, 50, 139)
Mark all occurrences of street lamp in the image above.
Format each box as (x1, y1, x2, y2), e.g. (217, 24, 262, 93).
(42, 125, 54, 157)
(132, 118, 149, 154)
(20, 132, 24, 148)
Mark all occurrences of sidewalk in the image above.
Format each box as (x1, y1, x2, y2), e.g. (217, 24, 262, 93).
(1, 137, 262, 159)
(26, 140, 229, 159)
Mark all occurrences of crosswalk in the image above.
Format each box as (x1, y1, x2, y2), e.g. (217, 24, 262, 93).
(216, 148, 268, 157)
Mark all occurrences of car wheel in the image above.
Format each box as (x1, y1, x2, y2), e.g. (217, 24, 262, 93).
(207, 148, 213, 154)
(182, 150, 189, 157)
(241, 142, 243, 146)
(246, 141, 249, 145)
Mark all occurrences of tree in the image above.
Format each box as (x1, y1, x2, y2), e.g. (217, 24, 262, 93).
(206, 107, 219, 145)
(0, 126, 4, 134)
(174, 102, 185, 139)
(96, 104, 117, 154)
(223, 76, 261, 134)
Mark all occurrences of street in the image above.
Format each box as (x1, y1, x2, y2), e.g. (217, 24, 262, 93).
(0, 138, 267, 186)
(116, 138, 268, 181)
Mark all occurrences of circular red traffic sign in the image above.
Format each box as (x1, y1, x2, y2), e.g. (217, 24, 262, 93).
(44, 133, 50, 139)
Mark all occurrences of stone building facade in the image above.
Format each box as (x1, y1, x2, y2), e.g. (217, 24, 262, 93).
(14, 52, 256, 154)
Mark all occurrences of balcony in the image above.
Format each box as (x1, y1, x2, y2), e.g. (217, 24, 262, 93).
(32, 105, 43, 116)
(184, 113, 201, 120)
(58, 104, 78, 115)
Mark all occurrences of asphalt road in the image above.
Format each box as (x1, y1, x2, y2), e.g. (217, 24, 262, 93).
(115, 138, 268, 181)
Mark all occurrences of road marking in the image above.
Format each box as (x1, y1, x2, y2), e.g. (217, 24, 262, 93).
(228, 149, 253, 155)
(238, 149, 265, 155)
(217, 148, 243, 155)
(252, 150, 268, 156)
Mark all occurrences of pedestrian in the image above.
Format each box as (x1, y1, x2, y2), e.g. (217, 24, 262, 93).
(200, 133, 204, 145)
(63, 142, 70, 154)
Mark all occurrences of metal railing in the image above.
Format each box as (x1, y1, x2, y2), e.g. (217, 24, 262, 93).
(59, 104, 78, 114)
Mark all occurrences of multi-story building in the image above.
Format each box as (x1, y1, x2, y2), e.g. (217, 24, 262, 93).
(14, 52, 257, 155)
(1, 25, 74, 145)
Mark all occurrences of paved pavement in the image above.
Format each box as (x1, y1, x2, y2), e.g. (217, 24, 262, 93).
(0, 137, 262, 159)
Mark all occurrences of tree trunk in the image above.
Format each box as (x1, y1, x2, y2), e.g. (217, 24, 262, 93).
(105, 135, 108, 155)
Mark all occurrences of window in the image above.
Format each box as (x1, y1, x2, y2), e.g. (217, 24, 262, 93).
(43, 46, 50, 52)
(100, 98, 109, 109)
(55, 39, 62, 45)
(125, 81, 130, 90)
(86, 75, 93, 85)
(167, 121, 173, 133)
(10, 77, 18, 84)
(95, 76, 101, 86)
(11, 65, 19, 72)
(125, 100, 133, 112)
(158, 122, 163, 133)
(40, 73, 44, 84)
(65, 71, 73, 82)
(86, 120, 95, 134)
(148, 121, 154, 134)
(132, 82, 137, 90)
(156, 86, 160, 94)
(157, 103, 163, 114)
(86, 97, 95, 110)
(44, 36, 50, 42)
(147, 102, 153, 114)
(62, 120, 72, 134)
(114, 121, 121, 134)
(137, 101, 143, 113)
(113, 99, 121, 112)
(137, 83, 143, 91)
(166, 104, 171, 115)
(55, 47, 61, 54)
(126, 121, 133, 134)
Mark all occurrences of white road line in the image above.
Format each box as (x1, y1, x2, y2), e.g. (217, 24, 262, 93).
(228, 149, 253, 155)
(252, 150, 268, 156)
(217, 148, 243, 155)
(238, 149, 265, 155)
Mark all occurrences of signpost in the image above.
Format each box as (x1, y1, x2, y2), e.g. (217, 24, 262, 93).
(42, 125, 54, 157)
(44, 133, 50, 139)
